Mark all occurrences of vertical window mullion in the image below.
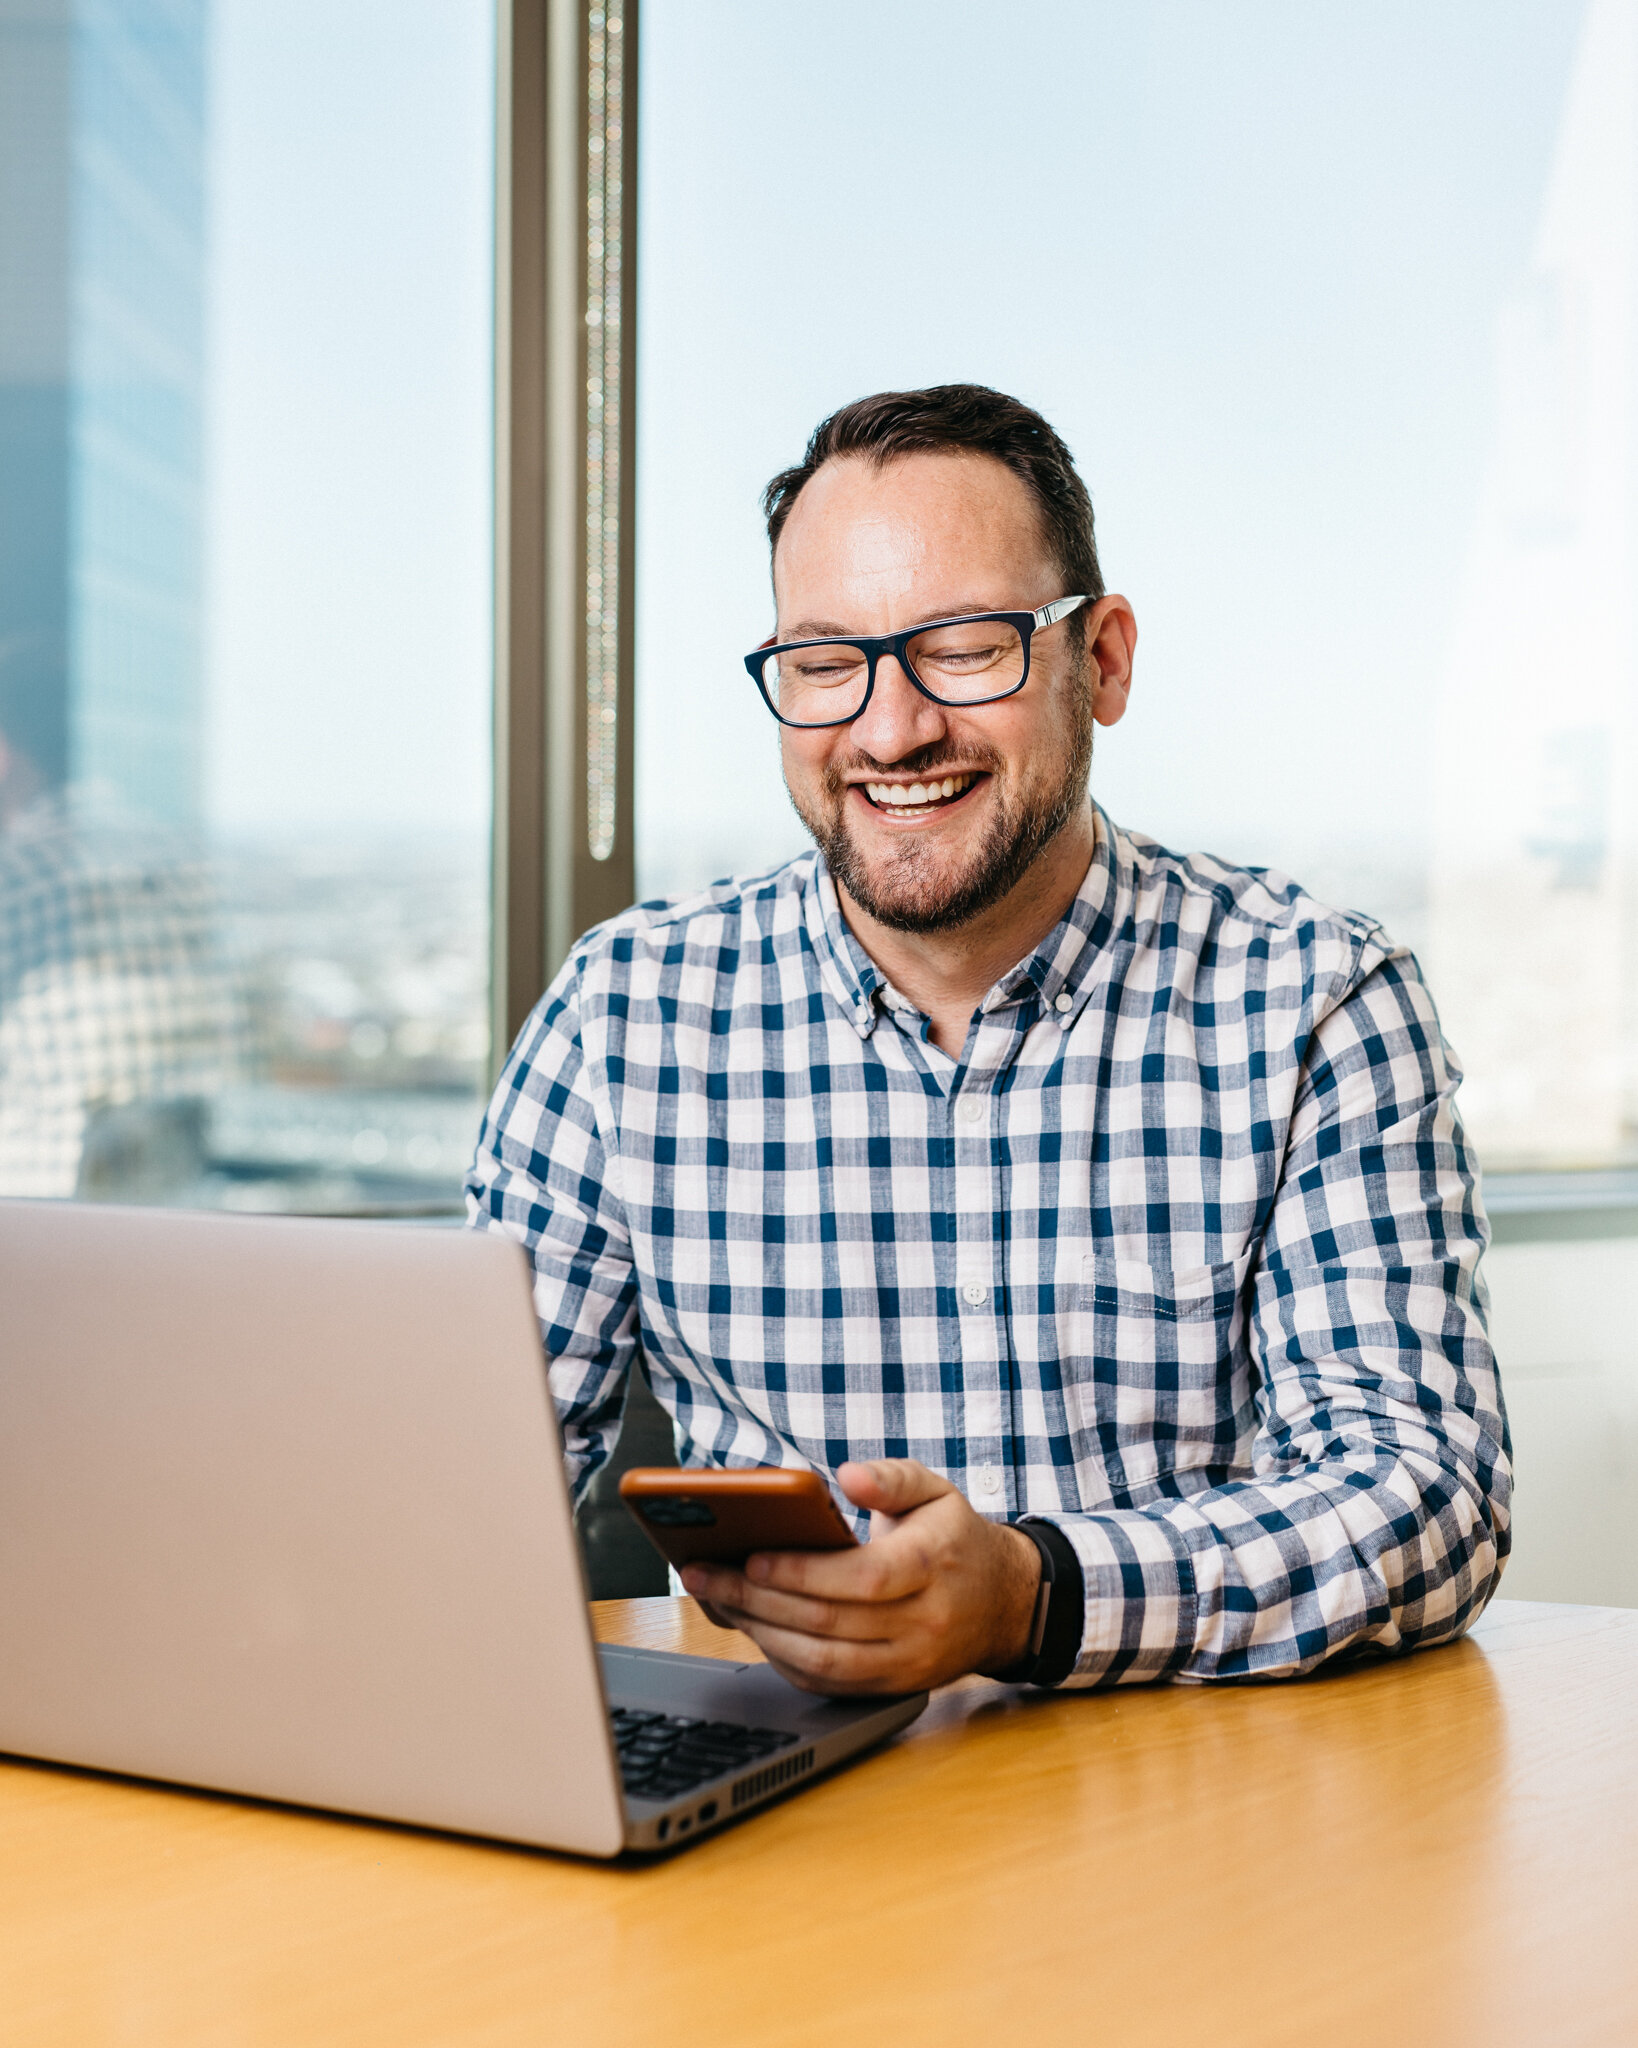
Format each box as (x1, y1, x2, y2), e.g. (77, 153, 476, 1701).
(493, 0, 637, 1076)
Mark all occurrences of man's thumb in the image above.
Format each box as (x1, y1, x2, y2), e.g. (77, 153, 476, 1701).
(837, 1456, 948, 1517)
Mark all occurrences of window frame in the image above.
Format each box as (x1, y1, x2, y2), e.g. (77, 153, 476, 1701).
(492, 0, 639, 1072)
(487, 3, 1626, 1249)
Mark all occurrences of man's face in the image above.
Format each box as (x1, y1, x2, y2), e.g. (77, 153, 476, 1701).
(772, 450, 1120, 934)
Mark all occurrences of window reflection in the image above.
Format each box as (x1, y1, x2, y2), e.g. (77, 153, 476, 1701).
(0, 649, 240, 1200)
(0, 1, 493, 1214)
(1428, 3, 1638, 1167)
(636, 0, 1624, 1176)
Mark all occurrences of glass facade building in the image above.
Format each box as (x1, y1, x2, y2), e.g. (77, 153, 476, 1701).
(2, 0, 493, 1210)
(0, 0, 206, 829)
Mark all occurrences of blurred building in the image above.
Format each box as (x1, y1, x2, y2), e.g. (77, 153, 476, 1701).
(0, 0, 226, 1198)
(1428, 0, 1638, 1169)
(0, 0, 207, 829)
(0, 800, 238, 1195)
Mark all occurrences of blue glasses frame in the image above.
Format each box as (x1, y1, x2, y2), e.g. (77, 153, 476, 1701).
(744, 595, 1091, 729)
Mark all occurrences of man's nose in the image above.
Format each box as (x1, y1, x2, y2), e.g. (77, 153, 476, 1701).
(850, 652, 947, 763)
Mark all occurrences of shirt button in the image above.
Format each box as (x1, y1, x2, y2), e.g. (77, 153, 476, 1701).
(962, 1281, 988, 1306)
(957, 1096, 985, 1124)
(974, 1467, 1002, 1499)
(855, 1004, 871, 1026)
(1054, 993, 1073, 1013)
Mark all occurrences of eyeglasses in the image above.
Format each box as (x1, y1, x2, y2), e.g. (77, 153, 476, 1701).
(744, 596, 1091, 730)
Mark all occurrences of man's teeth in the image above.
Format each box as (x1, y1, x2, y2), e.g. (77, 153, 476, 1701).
(864, 772, 974, 809)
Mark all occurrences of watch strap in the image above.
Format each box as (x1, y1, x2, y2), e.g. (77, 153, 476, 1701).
(991, 1522, 1057, 1684)
(991, 1519, 1084, 1687)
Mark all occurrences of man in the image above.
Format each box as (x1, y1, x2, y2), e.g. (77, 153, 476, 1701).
(467, 384, 1510, 1696)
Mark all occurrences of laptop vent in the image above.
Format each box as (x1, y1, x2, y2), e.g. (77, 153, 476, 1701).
(732, 1747, 815, 1809)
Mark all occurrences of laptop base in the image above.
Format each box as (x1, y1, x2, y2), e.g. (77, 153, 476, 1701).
(602, 1644, 926, 1851)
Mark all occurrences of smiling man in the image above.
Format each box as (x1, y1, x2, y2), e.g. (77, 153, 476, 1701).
(468, 384, 1511, 1696)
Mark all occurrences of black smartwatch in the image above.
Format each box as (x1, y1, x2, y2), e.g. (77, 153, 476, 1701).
(991, 1520, 1084, 1687)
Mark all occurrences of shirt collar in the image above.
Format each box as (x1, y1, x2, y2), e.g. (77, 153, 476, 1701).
(979, 802, 1120, 1030)
(803, 803, 1127, 1040)
(806, 856, 886, 1037)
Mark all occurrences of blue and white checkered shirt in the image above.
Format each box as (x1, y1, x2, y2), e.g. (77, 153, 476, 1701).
(467, 808, 1511, 1686)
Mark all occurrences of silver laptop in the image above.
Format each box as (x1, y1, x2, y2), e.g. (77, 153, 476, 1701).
(0, 1200, 925, 1855)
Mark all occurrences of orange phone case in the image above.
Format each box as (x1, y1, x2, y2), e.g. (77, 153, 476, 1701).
(618, 1467, 859, 1570)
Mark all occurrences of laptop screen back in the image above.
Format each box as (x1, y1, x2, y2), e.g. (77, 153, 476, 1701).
(0, 1203, 625, 1855)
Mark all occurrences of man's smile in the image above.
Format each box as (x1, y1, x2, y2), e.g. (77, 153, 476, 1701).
(852, 770, 990, 822)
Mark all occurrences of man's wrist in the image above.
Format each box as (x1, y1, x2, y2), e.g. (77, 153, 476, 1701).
(979, 1524, 1045, 1675)
(988, 1520, 1085, 1686)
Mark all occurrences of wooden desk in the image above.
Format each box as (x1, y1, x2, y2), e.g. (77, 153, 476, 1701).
(0, 1599, 1631, 2047)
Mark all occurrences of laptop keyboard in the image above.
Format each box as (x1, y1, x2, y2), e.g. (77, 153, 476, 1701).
(610, 1707, 800, 1801)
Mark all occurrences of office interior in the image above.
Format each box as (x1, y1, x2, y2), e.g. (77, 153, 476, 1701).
(0, 1, 1634, 2041)
(3, 0, 1629, 1606)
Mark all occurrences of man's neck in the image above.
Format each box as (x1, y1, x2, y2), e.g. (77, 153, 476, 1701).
(836, 805, 1098, 1058)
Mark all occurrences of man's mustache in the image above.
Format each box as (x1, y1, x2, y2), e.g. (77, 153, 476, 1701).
(820, 745, 1003, 796)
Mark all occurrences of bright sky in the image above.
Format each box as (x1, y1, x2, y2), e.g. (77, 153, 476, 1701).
(635, 0, 1584, 896)
(204, 0, 1586, 909)
(205, 0, 494, 838)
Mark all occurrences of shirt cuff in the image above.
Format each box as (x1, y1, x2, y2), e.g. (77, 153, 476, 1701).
(1035, 1510, 1200, 1687)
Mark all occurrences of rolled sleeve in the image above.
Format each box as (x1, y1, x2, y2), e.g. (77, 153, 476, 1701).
(1049, 1511, 1199, 1686)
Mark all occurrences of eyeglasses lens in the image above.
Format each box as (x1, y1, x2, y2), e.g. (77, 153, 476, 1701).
(761, 621, 1026, 727)
(906, 619, 1026, 702)
(760, 644, 871, 726)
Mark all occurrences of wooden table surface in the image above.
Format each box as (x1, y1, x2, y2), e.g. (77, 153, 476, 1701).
(0, 1597, 1631, 2047)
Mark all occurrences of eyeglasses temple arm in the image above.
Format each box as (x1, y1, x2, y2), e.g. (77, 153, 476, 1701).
(1033, 595, 1091, 629)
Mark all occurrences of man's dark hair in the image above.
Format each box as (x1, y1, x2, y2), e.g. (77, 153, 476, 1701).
(761, 383, 1104, 602)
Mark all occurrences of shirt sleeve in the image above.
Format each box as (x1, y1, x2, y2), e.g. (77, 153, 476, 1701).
(464, 963, 642, 1502)
(1037, 945, 1512, 1687)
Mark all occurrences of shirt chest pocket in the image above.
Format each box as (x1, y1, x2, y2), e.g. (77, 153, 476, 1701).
(1055, 1254, 1248, 1498)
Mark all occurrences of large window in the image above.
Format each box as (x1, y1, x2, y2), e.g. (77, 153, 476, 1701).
(632, 0, 1638, 1606)
(636, 0, 1618, 1180)
(0, 0, 494, 1212)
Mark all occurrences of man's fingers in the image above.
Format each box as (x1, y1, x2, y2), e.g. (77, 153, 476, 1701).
(694, 1533, 923, 1606)
(681, 1567, 908, 1643)
(733, 1615, 916, 1696)
(677, 1472, 987, 1694)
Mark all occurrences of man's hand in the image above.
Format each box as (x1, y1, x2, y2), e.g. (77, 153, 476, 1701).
(679, 1459, 1043, 1695)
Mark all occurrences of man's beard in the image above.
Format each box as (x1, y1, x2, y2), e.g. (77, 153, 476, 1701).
(788, 670, 1095, 936)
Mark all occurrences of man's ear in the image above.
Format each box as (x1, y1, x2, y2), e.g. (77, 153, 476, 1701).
(1087, 596, 1137, 729)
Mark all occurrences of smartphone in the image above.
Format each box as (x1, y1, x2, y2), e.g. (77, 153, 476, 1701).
(618, 1466, 859, 1571)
